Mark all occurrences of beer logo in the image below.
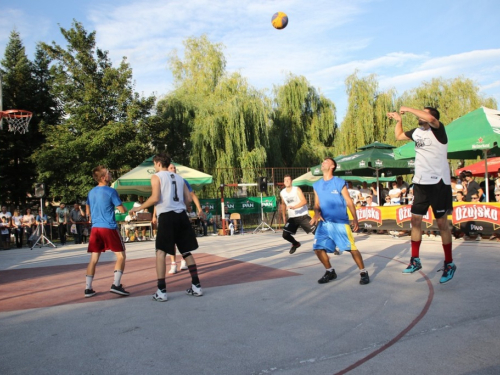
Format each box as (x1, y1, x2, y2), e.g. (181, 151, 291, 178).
(242, 200, 255, 208)
(356, 207, 382, 226)
(395, 206, 433, 227)
(452, 204, 500, 229)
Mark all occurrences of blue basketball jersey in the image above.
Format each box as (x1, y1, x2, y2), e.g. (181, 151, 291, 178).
(87, 185, 122, 229)
(313, 177, 349, 224)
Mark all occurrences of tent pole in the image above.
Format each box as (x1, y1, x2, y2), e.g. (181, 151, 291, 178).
(484, 150, 489, 202)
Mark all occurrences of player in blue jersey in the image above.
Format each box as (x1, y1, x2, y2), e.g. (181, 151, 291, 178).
(85, 166, 129, 298)
(310, 158, 370, 285)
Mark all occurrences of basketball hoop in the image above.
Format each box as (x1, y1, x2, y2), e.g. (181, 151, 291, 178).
(0, 109, 32, 134)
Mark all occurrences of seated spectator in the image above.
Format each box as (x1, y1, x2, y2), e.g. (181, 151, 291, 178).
(365, 195, 378, 207)
(200, 205, 217, 236)
(124, 212, 138, 242)
(388, 181, 402, 204)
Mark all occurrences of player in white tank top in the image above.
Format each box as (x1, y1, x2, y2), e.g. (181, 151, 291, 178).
(280, 175, 315, 254)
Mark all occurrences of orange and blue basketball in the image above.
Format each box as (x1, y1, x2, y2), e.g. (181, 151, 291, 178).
(271, 12, 288, 30)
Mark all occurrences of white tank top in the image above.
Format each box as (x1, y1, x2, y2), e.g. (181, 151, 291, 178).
(155, 171, 187, 216)
(280, 187, 308, 218)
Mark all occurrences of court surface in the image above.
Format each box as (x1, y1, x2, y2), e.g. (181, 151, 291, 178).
(1, 232, 499, 375)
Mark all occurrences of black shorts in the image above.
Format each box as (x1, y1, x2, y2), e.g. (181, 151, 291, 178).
(283, 215, 315, 235)
(411, 180, 453, 219)
(156, 211, 198, 255)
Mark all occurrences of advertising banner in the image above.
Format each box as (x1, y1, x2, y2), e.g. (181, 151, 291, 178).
(198, 197, 277, 215)
(351, 202, 500, 235)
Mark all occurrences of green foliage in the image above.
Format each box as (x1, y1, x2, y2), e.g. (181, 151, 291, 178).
(0, 30, 50, 207)
(157, 36, 271, 187)
(270, 74, 337, 167)
(32, 21, 156, 202)
(335, 73, 497, 159)
(334, 71, 396, 155)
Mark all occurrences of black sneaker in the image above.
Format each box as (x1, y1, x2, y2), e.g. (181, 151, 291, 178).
(318, 269, 337, 284)
(85, 289, 96, 298)
(110, 284, 130, 296)
(289, 242, 301, 254)
(360, 271, 370, 285)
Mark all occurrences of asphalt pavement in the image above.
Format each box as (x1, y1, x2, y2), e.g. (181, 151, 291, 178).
(1, 231, 499, 375)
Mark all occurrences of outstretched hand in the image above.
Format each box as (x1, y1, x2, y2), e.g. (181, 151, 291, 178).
(387, 112, 401, 121)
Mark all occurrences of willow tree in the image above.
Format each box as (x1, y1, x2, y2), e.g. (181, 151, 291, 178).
(270, 74, 336, 167)
(157, 35, 271, 187)
(335, 71, 396, 155)
(397, 76, 498, 129)
(190, 72, 271, 186)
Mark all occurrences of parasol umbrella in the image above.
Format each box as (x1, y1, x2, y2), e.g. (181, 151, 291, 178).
(292, 170, 395, 187)
(112, 157, 213, 196)
(311, 141, 415, 202)
(394, 107, 500, 200)
(455, 157, 500, 177)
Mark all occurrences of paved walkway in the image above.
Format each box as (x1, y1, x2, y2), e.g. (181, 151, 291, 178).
(1, 232, 499, 374)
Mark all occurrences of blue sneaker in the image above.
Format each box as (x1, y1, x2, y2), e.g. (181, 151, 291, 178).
(402, 257, 422, 274)
(438, 261, 457, 284)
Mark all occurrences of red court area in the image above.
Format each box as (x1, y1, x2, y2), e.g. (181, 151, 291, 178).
(0, 253, 300, 312)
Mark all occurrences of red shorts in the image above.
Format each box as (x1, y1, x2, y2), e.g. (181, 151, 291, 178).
(87, 228, 125, 253)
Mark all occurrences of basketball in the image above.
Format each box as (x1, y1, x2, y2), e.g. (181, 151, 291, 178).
(271, 12, 288, 30)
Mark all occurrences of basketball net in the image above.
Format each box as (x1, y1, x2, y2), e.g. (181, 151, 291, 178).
(0, 109, 32, 134)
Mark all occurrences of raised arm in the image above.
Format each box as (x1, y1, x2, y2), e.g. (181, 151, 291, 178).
(387, 111, 410, 141)
(400, 106, 440, 128)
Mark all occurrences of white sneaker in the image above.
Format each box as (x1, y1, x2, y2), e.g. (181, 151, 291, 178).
(137, 236, 142, 242)
(180, 260, 188, 270)
(153, 289, 168, 302)
(168, 264, 177, 274)
(125, 237, 129, 243)
(186, 284, 203, 297)
(476, 235, 482, 241)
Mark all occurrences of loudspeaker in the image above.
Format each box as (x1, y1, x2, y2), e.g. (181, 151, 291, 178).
(258, 177, 267, 193)
(34, 183, 46, 198)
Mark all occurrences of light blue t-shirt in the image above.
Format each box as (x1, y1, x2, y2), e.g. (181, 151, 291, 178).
(87, 185, 122, 229)
(313, 177, 349, 224)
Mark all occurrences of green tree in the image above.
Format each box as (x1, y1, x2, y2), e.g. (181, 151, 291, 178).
(157, 35, 271, 187)
(33, 20, 156, 202)
(335, 71, 396, 155)
(270, 74, 337, 167)
(0, 30, 43, 207)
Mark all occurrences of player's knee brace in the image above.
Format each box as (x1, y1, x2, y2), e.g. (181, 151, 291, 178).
(181, 252, 192, 259)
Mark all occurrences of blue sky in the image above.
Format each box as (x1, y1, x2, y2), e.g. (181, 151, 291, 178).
(1, 0, 499, 122)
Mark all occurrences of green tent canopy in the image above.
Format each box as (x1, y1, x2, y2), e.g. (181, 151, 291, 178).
(112, 157, 213, 196)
